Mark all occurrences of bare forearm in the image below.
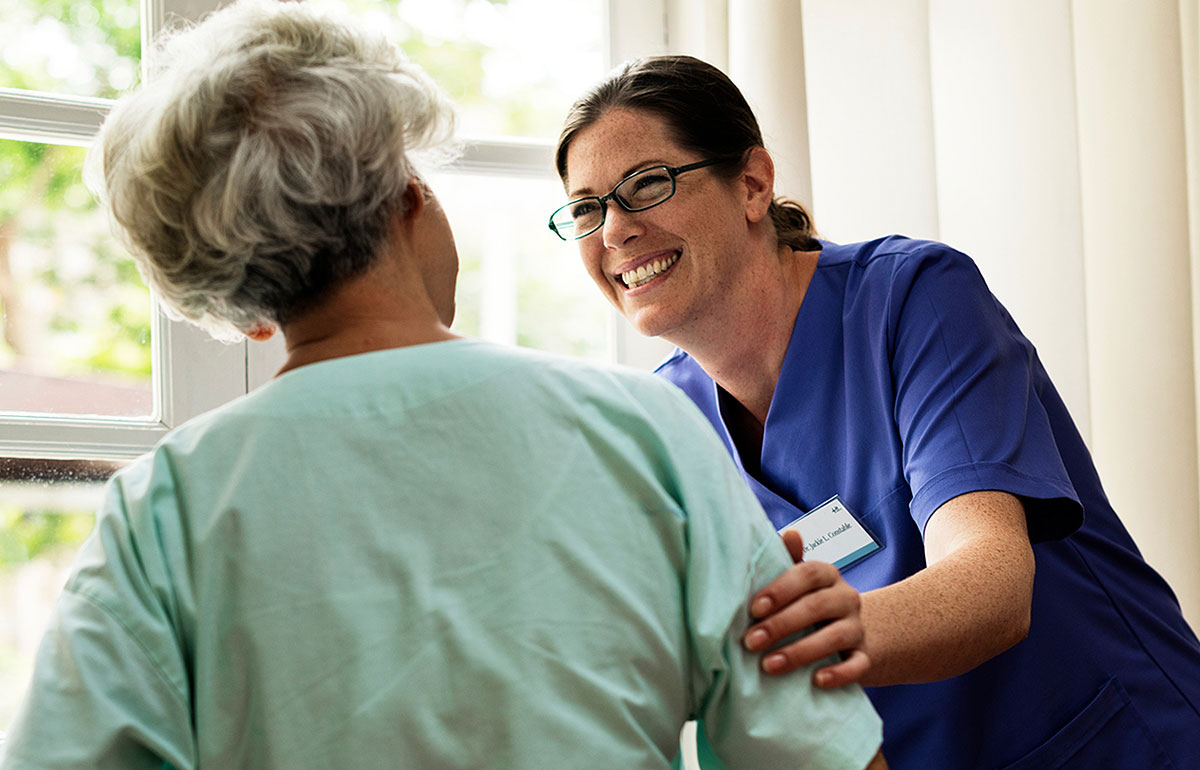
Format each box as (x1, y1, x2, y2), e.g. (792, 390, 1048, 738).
(744, 492, 1033, 688)
(858, 534, 1033, 687)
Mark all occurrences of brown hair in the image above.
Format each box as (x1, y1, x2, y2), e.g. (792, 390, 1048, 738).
(555, 55, 819, 251)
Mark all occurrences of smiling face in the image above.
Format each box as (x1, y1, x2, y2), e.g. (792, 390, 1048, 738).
(563, 108, 760, 340)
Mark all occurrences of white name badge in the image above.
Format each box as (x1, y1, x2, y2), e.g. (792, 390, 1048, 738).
(778, 495, 882, 569)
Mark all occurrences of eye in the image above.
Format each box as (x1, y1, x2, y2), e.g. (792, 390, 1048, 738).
(633, 170, 671, 190)
(623, 170, 673, 204)
(569, 200, 600, 220)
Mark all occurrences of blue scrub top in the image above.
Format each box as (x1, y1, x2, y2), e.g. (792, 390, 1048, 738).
(658, 236, 1200, 769)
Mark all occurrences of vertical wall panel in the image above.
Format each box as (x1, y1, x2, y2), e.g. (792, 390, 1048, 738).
(801, 0, 939, 243)
(1073, 0, 1199, 623)
(1183, 0, 1200, 527)
(728, 0, 813, 207)
(606, 0, 669, 66)
(666, 0, 729, 68)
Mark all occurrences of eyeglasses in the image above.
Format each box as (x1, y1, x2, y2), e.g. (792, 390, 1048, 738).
(548, 158, 726, 241)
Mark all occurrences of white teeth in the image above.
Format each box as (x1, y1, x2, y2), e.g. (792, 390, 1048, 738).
(621, 252, 680, 288)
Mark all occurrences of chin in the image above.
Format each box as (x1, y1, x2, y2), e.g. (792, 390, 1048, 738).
(624, 306, 679, 341)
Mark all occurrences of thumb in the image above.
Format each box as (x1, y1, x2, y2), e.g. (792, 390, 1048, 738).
(781, 529, 805, 563)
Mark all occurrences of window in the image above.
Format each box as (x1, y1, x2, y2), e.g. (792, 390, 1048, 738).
(1, 0, 667, 736)
(0, 1, 251, 458)
(0, 0, 252, 734)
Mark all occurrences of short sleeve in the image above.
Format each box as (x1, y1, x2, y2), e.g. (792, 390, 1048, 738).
(0, 466, 196, 770)
(888, 245, 1081, 540)
(653, 384, 883, 770)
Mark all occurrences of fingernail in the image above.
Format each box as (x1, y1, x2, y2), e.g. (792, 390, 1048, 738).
(745, 628, 769, 650)
(751, 596, 773, 616)
(815, 671, 831, 688)
(764, 654, 786, 673)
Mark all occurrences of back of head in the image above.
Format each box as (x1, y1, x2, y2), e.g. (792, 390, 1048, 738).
(555, 54, 819, 251)
(87, 0, 457, 340)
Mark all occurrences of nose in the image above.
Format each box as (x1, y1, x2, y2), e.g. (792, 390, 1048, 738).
(600, 202, 644, 249)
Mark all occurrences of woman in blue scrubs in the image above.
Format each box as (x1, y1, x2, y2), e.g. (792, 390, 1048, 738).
(551, 54, 1200, 769)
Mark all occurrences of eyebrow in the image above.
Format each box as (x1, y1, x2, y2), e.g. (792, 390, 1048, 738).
(568, 159, 674, 199)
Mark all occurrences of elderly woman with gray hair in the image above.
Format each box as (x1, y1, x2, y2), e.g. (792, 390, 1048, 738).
(0, 2, 887, 769)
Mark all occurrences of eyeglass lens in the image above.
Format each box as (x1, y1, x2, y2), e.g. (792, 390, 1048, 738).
(553, 167, 676, 239)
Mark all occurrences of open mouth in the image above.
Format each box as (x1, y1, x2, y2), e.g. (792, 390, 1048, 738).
(619, 251, 680, 289)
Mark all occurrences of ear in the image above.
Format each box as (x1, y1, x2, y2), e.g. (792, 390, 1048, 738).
(740, 146, 776, 224)
(402, 178, 427, 221)
(241, 322, 277, 342)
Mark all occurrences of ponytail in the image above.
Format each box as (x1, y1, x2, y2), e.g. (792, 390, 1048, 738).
(769, 198, 821, 251)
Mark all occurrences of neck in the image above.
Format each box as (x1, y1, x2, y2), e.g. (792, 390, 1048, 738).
(275, 256, 457, 377)
(278, 317, 458, 377)
(666, 246, 819, 424)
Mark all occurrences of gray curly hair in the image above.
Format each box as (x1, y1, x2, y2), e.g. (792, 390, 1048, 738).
(86, 0, 457, 341)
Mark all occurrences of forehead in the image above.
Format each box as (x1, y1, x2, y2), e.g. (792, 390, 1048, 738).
(564, 108, 685, 194)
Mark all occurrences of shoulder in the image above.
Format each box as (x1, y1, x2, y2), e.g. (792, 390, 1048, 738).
(443, 341, 719, 444)
(820, 236, 995, 324)
(821, 235, 979, 282)
(483, 339, 686, 399)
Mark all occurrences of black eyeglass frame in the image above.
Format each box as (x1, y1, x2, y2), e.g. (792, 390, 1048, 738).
(548, 157, 727, 241)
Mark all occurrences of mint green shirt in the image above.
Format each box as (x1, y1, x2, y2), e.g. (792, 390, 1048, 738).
(1, 339, 881, 770)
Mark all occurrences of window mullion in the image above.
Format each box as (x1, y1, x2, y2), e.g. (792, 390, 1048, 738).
(154, 315, 250, 430)
(0, 89, 110, 147)
(451, 138, 554, 178)
(140, 0, 256, 425)
(143, 0, 217, 42)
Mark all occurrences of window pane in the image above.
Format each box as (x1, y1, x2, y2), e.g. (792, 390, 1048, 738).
(316, 0, 605, 140)
(0, 0, 140, 98)
(0, 458, 111, 733)
(0, 138, 152, 418)
(433, 171, 610, 361)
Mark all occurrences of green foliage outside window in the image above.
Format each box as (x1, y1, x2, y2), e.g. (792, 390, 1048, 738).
(0, 0, 148, 383)
(0, 508, 94, 569)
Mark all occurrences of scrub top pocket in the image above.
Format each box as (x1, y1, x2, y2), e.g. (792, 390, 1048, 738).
(1000, 678, 1176, 770)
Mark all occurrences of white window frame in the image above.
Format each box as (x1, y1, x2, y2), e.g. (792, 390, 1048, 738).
(0, 0, 673, 465)
(0, 88, 251, 461)
(0, 0, 292, 461)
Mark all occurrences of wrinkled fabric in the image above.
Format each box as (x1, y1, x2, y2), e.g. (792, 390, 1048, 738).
(2, 339, 881, 770)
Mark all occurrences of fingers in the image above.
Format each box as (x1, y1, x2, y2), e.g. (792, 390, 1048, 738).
(743, 564, 865, 681)
(781, 528, 805, 563)
(744, 583, 862, 656)
(749, 560, 842, 619)
(744, 559, 870, 686)
(750, 611, 865, 671)
(812, 649, 871, 689)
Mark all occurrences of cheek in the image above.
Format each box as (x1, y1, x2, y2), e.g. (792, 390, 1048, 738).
(578, 242, 609, 288)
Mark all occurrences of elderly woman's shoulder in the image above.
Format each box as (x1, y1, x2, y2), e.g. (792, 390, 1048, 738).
(481, 338, 673, 391)
(469, 338, 695, 412)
